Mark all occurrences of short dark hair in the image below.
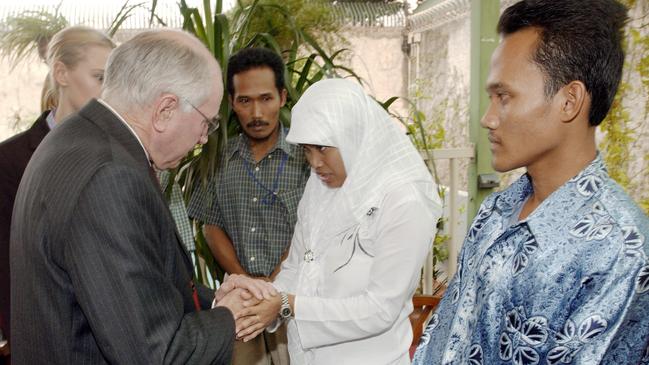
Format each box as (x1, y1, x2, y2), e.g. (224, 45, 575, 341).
(226, 47, 285, 96)
(497, 0, 627, 126)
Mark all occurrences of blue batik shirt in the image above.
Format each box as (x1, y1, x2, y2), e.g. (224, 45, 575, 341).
(413, 154, 649, 365)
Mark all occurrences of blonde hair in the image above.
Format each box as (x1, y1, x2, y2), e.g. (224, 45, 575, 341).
(41, 26, 115, 112)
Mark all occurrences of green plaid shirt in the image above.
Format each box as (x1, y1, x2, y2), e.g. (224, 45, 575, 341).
(188, 128, 310, 276)
(158, 170, 196, 252)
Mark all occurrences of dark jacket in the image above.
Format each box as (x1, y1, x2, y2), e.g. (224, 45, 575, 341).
(0, 111, 50, 343)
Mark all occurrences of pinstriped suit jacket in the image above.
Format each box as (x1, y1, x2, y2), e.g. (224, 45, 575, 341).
(10, 100, 234, 364)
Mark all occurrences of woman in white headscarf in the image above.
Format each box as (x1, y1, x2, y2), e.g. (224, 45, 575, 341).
(236, 78, 442, 364)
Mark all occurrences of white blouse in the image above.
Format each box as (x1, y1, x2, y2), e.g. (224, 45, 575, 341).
(273, 183, 441, 365)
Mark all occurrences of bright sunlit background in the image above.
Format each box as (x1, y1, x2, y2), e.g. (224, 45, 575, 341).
(2, 0, 236, 12)
(0, 0, 237, 30)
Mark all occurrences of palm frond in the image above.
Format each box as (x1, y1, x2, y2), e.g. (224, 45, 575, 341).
(108, 2, 146, 37)
(0, 6, 68, 67)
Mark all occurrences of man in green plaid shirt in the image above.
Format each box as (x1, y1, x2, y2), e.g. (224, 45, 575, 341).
(188, 48, 309, 365)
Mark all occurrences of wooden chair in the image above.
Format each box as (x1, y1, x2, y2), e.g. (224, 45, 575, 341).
(0, 339, 9, 364)
(409, 294, 442, 359)
(0, 320, 8, 362)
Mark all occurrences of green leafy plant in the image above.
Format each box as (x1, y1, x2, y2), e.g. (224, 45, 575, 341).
(0, 4, 68, 66)
(382, 84, 449, 294)
(234, 0, 340, 53)
(600, 0, 649, 215)
(107, 1, 168, 37)
(407, 105, 449, 294)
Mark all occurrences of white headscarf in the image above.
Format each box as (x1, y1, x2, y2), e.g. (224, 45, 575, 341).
(287, 78, 439, 258)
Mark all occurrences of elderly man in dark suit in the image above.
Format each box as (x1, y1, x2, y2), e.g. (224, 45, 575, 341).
(10, 29, 273, 364)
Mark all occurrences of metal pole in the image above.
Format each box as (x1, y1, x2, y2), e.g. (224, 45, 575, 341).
(448, 157, 460, 277)
(468, 0, 499, 220)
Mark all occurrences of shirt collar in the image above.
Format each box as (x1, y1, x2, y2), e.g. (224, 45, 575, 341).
(228, 126, 294, 161)
(97, 98, 151, 165)
(493, 152, 608, 225)
(46, 109, 57, 130)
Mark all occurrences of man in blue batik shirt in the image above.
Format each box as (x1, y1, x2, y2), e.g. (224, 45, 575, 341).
(413, 1, 649, 364)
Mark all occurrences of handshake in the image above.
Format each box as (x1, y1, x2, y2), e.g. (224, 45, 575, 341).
(213, 274, 285, 342)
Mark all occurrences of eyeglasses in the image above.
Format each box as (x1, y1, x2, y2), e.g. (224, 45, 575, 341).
(182, 97, 220, 135)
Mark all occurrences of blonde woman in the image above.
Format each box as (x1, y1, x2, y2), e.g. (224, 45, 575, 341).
(0, 26, 114, 347)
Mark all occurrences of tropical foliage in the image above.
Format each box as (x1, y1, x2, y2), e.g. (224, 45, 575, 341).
(234, 0, 341, 52)
(0, 4, 68, 65)
(396, 85, 449, 291)
(600, 0, 649, 215)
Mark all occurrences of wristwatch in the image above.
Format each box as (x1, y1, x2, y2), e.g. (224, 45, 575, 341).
(279, 292, 292, 319)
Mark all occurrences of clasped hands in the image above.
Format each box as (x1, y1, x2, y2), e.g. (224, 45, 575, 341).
(214, 274, 283, 342)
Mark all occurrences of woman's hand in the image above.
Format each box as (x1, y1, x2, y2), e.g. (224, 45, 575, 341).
(235, 295, 282, 342)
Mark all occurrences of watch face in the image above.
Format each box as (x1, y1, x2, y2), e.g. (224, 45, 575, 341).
(281, 307, 292, 317)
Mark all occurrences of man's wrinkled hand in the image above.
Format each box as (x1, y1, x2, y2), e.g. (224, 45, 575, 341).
(216, 274, 277, 302)
(215, 288, 259, 318)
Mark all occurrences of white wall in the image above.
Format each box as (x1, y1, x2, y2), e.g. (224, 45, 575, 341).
(340, 26, 409, 117)
(0, 57, 48, 141)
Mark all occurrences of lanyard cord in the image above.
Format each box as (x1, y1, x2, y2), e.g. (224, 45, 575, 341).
(243, 152, 289, 205)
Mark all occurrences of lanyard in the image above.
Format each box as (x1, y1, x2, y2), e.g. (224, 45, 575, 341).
(243, 152, 289, 205)
(190, 280, 201, 311)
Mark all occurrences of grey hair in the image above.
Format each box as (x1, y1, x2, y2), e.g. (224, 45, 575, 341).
(101, 29, 213, 113)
